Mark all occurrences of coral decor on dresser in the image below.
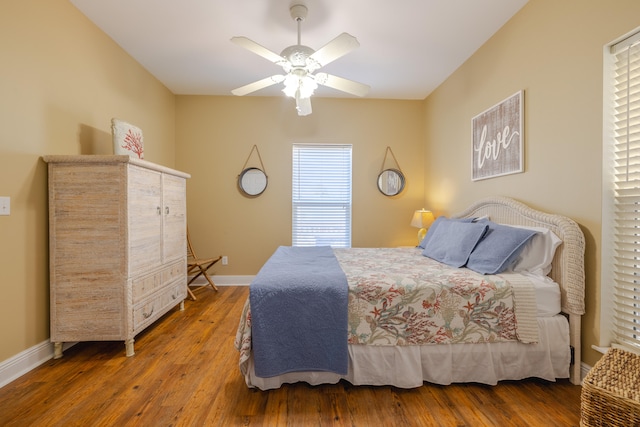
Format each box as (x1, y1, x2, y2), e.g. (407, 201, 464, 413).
(111, 118, 144, 159)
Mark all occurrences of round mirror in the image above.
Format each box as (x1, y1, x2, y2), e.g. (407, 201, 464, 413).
(238, 167, 268, 197)
(377, 168, 405, 196)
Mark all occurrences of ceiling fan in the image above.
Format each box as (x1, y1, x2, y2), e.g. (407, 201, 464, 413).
(230, 4, 370, 116)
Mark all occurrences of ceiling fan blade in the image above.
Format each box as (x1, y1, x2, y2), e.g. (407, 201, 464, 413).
(231, 75, 285, 96)
(309, 33, 360, 68)
(314, 73, 370, 97)
(231, 36, 285, 64)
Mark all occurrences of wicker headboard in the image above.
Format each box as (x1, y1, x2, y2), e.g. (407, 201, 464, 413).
(453, 196, 586, 384)
(453, 196, 585, 316)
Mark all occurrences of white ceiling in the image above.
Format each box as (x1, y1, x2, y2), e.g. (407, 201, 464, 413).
(69, 0, 528, 100)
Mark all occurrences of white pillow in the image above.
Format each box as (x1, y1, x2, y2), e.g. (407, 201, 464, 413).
(505, 225, 562, 276)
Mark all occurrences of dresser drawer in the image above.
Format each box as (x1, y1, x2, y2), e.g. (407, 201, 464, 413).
(162, 281, 186, 307)
(132, 260, 185, 303)
(131, 272, 161, 302)
(162, 260, 186, 285)
(132, 281, 186, 331)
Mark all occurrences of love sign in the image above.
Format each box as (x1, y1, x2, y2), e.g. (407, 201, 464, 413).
(471, 91, 523, 181)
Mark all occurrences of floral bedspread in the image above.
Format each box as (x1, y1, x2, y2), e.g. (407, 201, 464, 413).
(235, 298, 253, 375)
(235, 247, 538, 373)
(334, 248, 537, 346)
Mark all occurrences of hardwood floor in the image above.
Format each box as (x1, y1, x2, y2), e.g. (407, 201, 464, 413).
(0, 286, 582, 426)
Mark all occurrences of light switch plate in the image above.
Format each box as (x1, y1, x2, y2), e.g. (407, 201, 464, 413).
(0, 197, 10, 216)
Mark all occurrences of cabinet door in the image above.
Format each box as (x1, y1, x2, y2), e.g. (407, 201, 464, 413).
(128, 166, 163, 274)
(162, 173, 187, 263)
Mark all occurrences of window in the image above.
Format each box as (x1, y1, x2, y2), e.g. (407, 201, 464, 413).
(292, 144, 352, 248)
(603, 29, 640, 352)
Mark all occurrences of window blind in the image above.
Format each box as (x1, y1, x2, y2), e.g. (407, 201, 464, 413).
(612, 33, 640, 351)
(292, 144, 352, 248)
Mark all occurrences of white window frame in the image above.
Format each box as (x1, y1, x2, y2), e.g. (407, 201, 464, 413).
(601, 26, 640, 352)
(292, 144, 352, 248)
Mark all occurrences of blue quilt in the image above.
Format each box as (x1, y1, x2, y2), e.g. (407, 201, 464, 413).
(249, 246, 348, 377)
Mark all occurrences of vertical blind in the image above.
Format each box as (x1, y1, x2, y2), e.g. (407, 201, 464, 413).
(612, 31, 640, 351)
(292, 144, 352, 248)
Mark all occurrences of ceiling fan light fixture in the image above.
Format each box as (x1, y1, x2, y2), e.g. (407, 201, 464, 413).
(282, 72, 317, 99)
(299, 75, 318, 98)
(282, 75, 298, 97)
(282, 71, 316, 116)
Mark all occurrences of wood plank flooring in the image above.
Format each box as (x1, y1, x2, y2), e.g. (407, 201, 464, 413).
(0, 286, 582, 426)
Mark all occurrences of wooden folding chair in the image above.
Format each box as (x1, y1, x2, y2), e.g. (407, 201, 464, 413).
(186, 229, 222, 300)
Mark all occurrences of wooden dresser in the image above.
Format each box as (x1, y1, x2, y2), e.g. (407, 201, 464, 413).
(43, 155, 191, 358)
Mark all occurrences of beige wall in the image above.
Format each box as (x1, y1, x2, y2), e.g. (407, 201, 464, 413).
(423, 0, 640, 366)
(0, 0, 176, 361)
(175, 96, 425, 275)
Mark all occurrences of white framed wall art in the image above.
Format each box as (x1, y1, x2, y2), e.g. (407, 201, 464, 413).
(471, 90, 523, 181)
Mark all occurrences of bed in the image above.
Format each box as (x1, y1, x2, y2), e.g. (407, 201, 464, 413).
(234, 196, 585, 390)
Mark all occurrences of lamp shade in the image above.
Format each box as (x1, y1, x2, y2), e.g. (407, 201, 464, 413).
(411, 209, 435, 229)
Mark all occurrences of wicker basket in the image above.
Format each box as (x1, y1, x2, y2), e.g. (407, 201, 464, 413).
(581, 348, 640, 426)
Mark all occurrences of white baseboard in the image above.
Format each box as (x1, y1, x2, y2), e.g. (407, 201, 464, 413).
(580, 361, 591, 383)
(0, 340, 74, 389)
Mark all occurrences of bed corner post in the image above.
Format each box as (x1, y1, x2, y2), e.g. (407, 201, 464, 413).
(569, 313, 582, 385)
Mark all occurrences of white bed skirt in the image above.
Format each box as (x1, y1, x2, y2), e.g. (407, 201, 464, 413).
(242, 315, 570, 390)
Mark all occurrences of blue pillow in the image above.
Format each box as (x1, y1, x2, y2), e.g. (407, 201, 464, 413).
(418, 216, 476, 249)
(422, 219, 489, 268)
(466, 221, 537, 274)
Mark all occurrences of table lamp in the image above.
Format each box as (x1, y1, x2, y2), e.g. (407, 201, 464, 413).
(411, 209, 435, 245)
